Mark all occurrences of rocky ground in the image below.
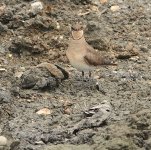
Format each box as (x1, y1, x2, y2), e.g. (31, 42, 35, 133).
(0, 0, 151, 150)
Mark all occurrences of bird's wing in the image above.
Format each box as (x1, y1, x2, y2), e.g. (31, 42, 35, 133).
(84, 43, 117, 66)
(84, 44, 105, 66)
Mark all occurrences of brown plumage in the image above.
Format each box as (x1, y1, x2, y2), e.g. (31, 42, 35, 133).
(84, 43, 117, 66)
(66, 22, 117, 77)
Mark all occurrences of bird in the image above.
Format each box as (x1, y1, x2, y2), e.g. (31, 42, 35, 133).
(66, 22, 117, 79)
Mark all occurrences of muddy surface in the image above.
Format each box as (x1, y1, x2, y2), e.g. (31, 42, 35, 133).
(0, 0, 151, 150)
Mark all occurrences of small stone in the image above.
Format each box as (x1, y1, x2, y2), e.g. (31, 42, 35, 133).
(0, 68, 6, 72)
(0, 89, 11, 103)
(8, 53, 12, 58)
(56, 22, 60, 30)
(125, 42, 133, 51)
(64, 108, 71, 115)
(129, 56, 139, 61)
(110, 5, 120, 12)
(20, 67, 25, 71)
(35, 141, 45, 145)
(30, 1, 43, 14)
(100, 0, 108, 4)
(148, 57, 151, 61)
(90, 5, 99, 12)
(0, 136, 7, 146)
(14, 71, 24, 78)
(94, 75, 100, 79)
(59, 35, 64, 40)
(36, 108, 52, 115)
(123, 111, 130, 115)
(131, 47, 139, 55)
(140, 46, 148, 52)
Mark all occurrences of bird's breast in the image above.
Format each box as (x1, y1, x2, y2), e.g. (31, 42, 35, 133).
(66, 48, 94, 71)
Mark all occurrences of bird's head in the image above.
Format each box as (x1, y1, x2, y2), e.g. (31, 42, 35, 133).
(71, 22, 85, 40)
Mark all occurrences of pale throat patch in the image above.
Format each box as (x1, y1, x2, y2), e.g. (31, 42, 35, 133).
(71, 30, 84, 40)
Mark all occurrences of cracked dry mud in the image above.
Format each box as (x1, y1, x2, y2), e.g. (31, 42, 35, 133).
(0, 0, 151, 150)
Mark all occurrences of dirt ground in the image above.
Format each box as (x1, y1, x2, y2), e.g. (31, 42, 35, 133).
(0, 0, 151, 150)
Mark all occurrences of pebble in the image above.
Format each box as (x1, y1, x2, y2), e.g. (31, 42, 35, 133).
(0, 136, 7, 146)
(35, 141, 45, 145)
(8, 54, 12, 58)
(64, 108, 71, 115)
(0, 89, 11, 103)
(110, 5, 120, 12)
(56, 22, 60, 30)
(0, 68, 6, 72)
(100, 0, 108, 4)
(140, 46, 148, 52)
(36, 108, 52, 115)
(129, 56, 139, 61)
(30, 1, 43, 14)
(125, 42, 133, 51)
(14, 71, 24, 78)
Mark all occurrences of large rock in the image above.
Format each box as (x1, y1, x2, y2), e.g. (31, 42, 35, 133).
(21, 62, 68, 90)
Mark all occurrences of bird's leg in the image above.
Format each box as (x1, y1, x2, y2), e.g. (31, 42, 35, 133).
(88, 71, 93, 82)
(82, 71, 85, 82)
(82, 71, 84, 78)
(89, 71, 91, 78)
